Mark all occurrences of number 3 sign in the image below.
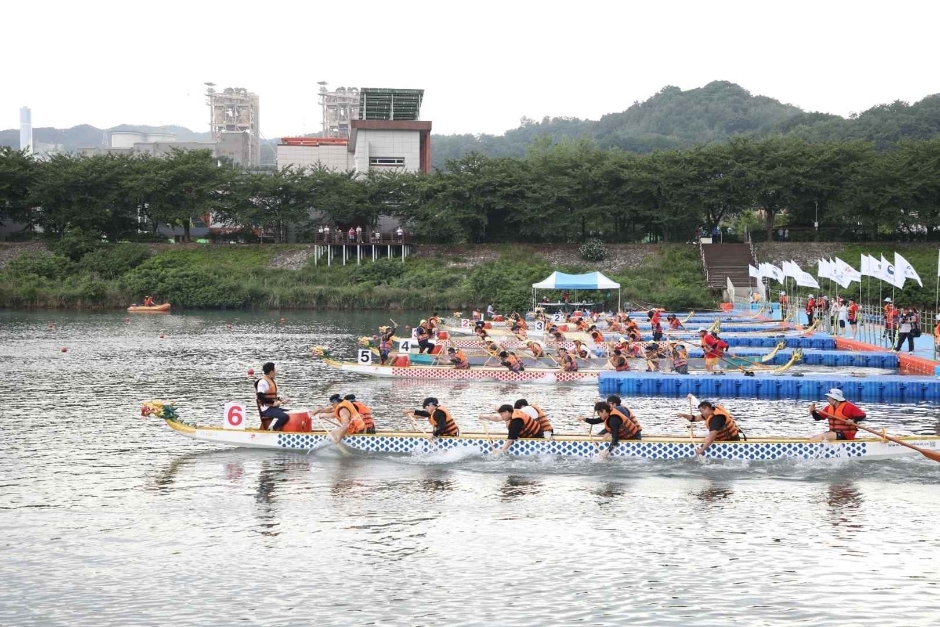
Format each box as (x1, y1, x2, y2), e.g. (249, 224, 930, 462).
(223, 402, 246, 430)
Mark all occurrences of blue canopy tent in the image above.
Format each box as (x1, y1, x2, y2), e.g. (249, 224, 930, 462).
(531, 271, 621, 312)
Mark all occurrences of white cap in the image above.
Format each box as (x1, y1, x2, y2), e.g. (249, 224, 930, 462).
(826, 388, 845, 402)
(884, 297, 892, 303)
(808, 294, 814, 298)
(780, 291, 786, 296)
(698, 327, 707, 333)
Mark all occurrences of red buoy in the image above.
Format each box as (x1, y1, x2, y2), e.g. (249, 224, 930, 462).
(159, 333, 165, 339)
(247, 368, 255, 376)
(125, 318, 130, 323)
(227, 324, 233, 329)
(61, 347, 67, 353)
(280, 317, 286, 323)
(48, 324, 54, 330)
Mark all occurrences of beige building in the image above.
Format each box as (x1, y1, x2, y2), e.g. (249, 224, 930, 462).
(276, 137, 353, 171)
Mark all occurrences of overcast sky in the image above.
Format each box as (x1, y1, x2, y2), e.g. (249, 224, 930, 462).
(4, 0, 938, 138)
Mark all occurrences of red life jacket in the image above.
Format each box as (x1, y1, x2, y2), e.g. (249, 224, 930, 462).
(606, 407, 641, 440)
(805, 299, 815, 314)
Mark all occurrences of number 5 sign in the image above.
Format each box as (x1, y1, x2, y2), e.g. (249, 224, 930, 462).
(357, 349, 373, 364)
(223, 402, 246, 430)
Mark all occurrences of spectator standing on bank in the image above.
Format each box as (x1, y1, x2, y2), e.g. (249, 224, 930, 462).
(356, 225, 363, 243)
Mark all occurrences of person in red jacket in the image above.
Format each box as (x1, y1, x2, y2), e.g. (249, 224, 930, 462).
(699, 328, 728, 374)
(809, 388, 866, 441)
(847, 299, 860, 339)
(805, 295, 816, 326)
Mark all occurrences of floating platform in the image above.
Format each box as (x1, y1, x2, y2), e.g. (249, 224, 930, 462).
(684, 349, 899, 369)
(719, 336, 837, 350)
(598, 371, 940, 403)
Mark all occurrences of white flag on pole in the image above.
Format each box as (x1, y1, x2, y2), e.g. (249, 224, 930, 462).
(796, 271, 820, 289)
(835, 257, 861, 286)
(783, 260, 802, 279)
(817, 259, 831, 280)
(762, 263, 784, 284)
(860, 254, 871, 277)
(869, 254, 882, 278)
(748, 264, 760, 279)
(880, 254, 901, 288)
(894, 252, 922, 288)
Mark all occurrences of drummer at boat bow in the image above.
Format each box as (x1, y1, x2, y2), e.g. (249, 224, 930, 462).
(415, 320, 434, 354)
(579, 399, 642, 460)
(378, 321, 397, 365)
(255, 362, 290, 431)
(809, 388, 866, 442)
(678, 400, 742, 455)
(406, 397, 459, 438)
(447, 347, 470, 370)
(479, 403, 544, 455)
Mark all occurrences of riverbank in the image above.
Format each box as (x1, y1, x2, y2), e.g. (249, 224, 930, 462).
(0, 242, 713, 311)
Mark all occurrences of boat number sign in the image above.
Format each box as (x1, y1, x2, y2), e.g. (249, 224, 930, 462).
(552, 312, 564, 323)
(461, 318, 471, 328)
(357, 349, 373, 365)
(534, 320, 545, 331)
(398, 340, 412, 353)
(223, 402, 247, 430)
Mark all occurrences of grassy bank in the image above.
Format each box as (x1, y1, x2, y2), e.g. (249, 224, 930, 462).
(0, 243, 716, 311)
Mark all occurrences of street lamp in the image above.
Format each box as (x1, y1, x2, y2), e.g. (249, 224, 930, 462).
(814, 201, 819, 231)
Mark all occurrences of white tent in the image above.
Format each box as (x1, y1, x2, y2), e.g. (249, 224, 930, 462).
(531, 271, 621, 311)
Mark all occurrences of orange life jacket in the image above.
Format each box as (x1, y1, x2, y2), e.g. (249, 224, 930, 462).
(705, 406, 740, 441)
(561, 353, 578, 372)
(504, 354, 523, 372)
(606, 407, 641, 440)
(590, 330, 604, 343)
(576, 319, 589, 331)
(529, 404, 553, 433)
(452, 350, 470, 369)
(528, 344, 544, 358)
(416, 326, 430, 341)
(334, 399, 365, 433)
(614, 355, 630, 371)
(825, 401, 858, 436)
(512, 409, 543, 438)
(428, 405, 459, 436)
(351, 401, 375, 431)
(256, 376, 278, 408)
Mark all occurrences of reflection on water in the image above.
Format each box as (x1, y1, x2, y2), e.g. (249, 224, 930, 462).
(3, 311, 940, 626)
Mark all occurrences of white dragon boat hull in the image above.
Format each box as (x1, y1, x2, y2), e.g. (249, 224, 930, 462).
(324, 358, 599, 384)
(163, 419, 940, 461)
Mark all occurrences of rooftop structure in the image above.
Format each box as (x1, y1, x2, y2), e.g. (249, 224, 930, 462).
(358, 88, 424, 121)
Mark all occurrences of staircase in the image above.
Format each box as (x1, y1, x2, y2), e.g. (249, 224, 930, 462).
(701, 242, 755, 290)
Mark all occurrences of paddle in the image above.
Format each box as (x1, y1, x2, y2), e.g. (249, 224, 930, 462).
(477, 414, 498, 453)
(687, 393, 703, 459)
(817, 410, 940, 463)
(311, 411, 351, 456)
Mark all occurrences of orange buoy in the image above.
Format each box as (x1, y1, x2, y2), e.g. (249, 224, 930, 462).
(61, 347, 67, 353)
(247, 368, 255, 376)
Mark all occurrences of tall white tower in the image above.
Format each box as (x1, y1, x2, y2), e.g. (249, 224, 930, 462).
(19, 107, 33, 154)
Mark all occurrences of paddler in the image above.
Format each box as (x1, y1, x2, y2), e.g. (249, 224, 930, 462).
(142, 295, 155, 307)
(415, 319, 434, 354)
(478, 403, 543, 455)
(406, 397, 459, 439)
(588, 326, 605, 344)
(499, 350, 525, 372)
(472, 307, 482, 321)
(667, 314, 683, 331)
(447, 347, 470, 370)
(343, 394, 376, 434)
(254, 362, 290, 431)
(378, 320, 397, 365)
(808, 388, 867, 442)
(699, 328, 727, 374)
(669, 343, 689, 374)
(313, 393, 366, 440)
(427, 312, 442, 337)
(552, 330, 567, 343)
(515, 399, 553, 437)
(644, 342, 663, 372)
(557, 347, 578, 372)
(575, 317, 590, 332)
(525, 340, 546, 359)
(578, 400, 642, 460)
(678, 400, 743, 455)
(610, 348, 630, 371)
(571, 339, 590, 360)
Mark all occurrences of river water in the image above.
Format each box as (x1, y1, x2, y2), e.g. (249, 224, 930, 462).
(2, 311, 939, 626)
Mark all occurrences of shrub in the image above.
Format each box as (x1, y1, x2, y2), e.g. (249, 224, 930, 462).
(80, 244, 152, 280)
(6, 251, 76, 280)
(53, 228, 103, 261)
(579, 239, 607, 262)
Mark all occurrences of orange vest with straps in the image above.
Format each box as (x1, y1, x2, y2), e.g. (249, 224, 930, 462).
(606, 407, 641, 440)
(825, 401, 858, 436)
(256, 376, 277, 408)
(512, 409, 543, 438)
(562, 353, 578, 371)
(428, 405, 459, 436)
(334, 399, 365, 433)
(529, 404, 553, 432)
(614, 355, 630, 371)
(706, 406, 740, 441)
(504, 354, 523, 372)
(351, 401, 375, 431)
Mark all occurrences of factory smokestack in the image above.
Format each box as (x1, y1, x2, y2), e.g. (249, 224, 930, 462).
(19, 107, 33, 154)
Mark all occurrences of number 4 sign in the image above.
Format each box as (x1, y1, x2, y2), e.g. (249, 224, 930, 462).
(223, 402, 246, 430)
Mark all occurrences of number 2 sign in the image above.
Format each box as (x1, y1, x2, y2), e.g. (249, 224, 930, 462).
(223, 402, 246, 430)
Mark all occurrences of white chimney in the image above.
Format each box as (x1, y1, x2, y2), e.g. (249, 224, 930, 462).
(19, 107, 33, 154)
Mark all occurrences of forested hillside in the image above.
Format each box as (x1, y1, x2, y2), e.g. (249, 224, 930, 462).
(431, 81, 940, 167)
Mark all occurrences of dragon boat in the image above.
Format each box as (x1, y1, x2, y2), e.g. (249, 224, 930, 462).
(321, 357, 601, 384)
(161, 416, 940, 462)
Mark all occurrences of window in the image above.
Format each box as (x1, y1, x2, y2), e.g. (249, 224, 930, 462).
(369, 157, 405, 167)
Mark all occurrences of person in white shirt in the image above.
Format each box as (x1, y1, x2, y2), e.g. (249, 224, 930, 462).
(514, 399, 553, 438)
(255, 362, 290, 431)
(836, 302, 849, 336)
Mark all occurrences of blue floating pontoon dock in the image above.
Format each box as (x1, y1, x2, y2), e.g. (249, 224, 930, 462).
(598, 371, 940, 403)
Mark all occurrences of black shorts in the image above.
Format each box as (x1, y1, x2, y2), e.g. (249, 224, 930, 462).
(839, 320, 846, 328)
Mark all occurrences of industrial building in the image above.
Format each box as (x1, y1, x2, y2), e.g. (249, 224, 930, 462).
(278, 87, 431, 175)
(318, 83, 359, 138)
(19, 107, 32, 154)
(206, 84, 261, 167)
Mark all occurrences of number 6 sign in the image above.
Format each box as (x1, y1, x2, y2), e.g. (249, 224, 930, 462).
(357, 349, 373, 364)
(223, 402, 246, 430)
